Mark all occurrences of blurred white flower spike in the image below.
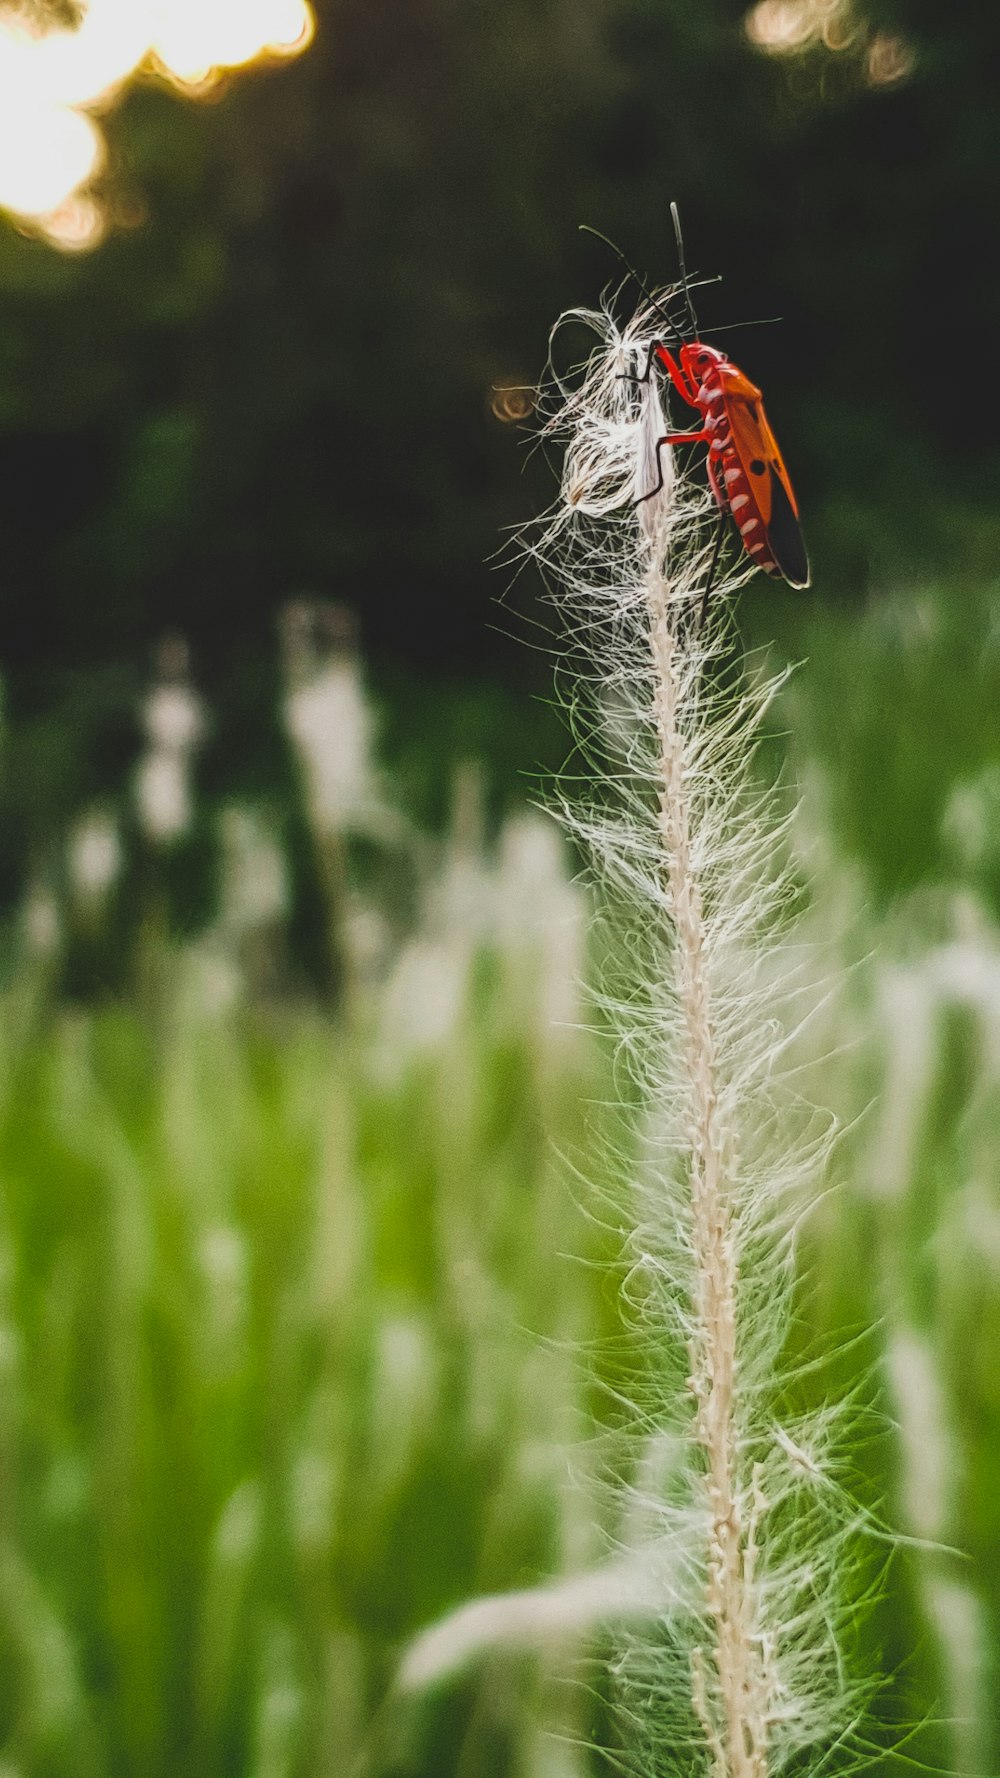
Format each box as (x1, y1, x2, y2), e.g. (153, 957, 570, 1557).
(135, 636, 206, 846)
(68, 804, 122, 907)
(0, 0, 315, 245)
(282, 601, 376, 840)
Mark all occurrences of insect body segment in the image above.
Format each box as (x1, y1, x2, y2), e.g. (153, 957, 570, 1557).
(647, 339, 810, 590)
(582, 209, 810, 594)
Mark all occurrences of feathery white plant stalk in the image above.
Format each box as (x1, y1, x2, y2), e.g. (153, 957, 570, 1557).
(527, 299, 868, 1778)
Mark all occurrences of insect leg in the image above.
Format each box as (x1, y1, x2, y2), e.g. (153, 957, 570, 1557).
(634, 430, 711, 506)
(617, 340, 659, 386)
(618, 340, 678, 386)
(619, 343, 700, 410)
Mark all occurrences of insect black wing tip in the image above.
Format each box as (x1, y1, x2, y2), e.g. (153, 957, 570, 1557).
(764, 466, 810, 590)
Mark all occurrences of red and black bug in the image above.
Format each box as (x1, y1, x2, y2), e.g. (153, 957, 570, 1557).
(592, 206, 810, 598)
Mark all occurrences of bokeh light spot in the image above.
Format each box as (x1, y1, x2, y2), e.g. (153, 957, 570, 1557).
(491, 386, 536, 424)
(745, 0, 820, 53)
(867, 32, 915, 86)
(0, 96, 102, 216)
(0, 0, 315, 249)
(745, 1, 914, 90)
(39, 189, 107, 249)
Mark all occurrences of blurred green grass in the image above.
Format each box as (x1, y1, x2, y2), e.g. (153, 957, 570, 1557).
(0, 585, 998, 1775)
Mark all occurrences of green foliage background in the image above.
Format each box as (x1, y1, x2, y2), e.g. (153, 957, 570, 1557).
(2, 1, 999, 796)
(0, 590, 996, 1774)
(0, 2, 998, 1773)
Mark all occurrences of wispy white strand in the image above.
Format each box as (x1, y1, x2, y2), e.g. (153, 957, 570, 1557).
(524, 297, 871, 1778)
(398, 1554, 675, 1693)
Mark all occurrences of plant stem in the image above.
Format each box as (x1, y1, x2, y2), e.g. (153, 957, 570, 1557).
(646, 573, 766, 1778)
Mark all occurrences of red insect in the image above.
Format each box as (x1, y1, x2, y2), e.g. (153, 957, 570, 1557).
(595, 207, 810, 595)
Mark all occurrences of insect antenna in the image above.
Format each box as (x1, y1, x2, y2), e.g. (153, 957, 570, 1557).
(698, 315, 781, 337)
(670, 201, 700, 340)
(578, 225, 682, 342)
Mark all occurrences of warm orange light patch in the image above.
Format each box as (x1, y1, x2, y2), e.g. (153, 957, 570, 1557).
(0, 0, 315, 248)
(152, 0, 315, 90)
(491, 386, 536, 424)
(39, 189, 107, 250)
(0, 93, 103, 217)
(866, 31, 914, 87)
(745, 0, 914, 83)
(745, 0, 821, 52)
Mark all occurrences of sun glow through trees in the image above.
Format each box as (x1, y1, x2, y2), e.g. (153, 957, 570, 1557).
(0, 0, 315, 249)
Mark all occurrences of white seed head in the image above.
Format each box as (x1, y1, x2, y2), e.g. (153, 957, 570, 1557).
(68, 805, 122, 902)
(378, 936, 469, 1066)
(22, 883, 61, 956)
(135, 747, 191, 844)
(495, 810, 586, 1032)
(217, 804, 289, 932)
(923, 1577, 987, 1777)
(212, 1479, 261, 1566)
(143, 681, 205, 755)
(868, 964, 937, 1201)
(513, 291, 867, 1778)
(886, 1325, 954, 1542)
(284, 657, 374, 835)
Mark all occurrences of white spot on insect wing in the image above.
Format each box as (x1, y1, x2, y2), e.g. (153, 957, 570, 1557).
(723, 468, 742, 487)
(731, 494, 750, 512)
(739, 519, 760, 537)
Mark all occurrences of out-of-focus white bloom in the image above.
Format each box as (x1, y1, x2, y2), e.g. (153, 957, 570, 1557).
(924, 1577, 987, 1778)
(68, 805, 122, 903)
(342, 904, 392, 982)
(368, 1314, 438, 1495)
(22, 883, 61, 957)
(200, 1223, 246, 1298)
(135, 748, 191, 844)
(200, 1223, 248, 1360)
(868, 965, 937, 1201)
(928, 936, 1000, 1024)
(942, 764, 1000, 876)
(886, 1325, 954, 1543)
(179, 943, 243, 1016)
(953, 1180, 1000, 1278)
(143, 681, 205, 754)
(135, 646, 206, 846)
(211, 1479, 262, 1567)
(495, 811, 586, 1033)
(218, 805, 289, 933)
(284, 655, 374, 836)
(400, 1554, 673, 1692)
(433, 848, 494, 943)
(379, 936, 469, 1063)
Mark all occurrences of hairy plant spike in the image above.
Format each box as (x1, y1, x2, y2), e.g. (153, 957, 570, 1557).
(523, 295, 875, 1778)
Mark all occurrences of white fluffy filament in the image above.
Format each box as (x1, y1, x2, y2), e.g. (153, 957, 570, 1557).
(526, 298, 867, 1778)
